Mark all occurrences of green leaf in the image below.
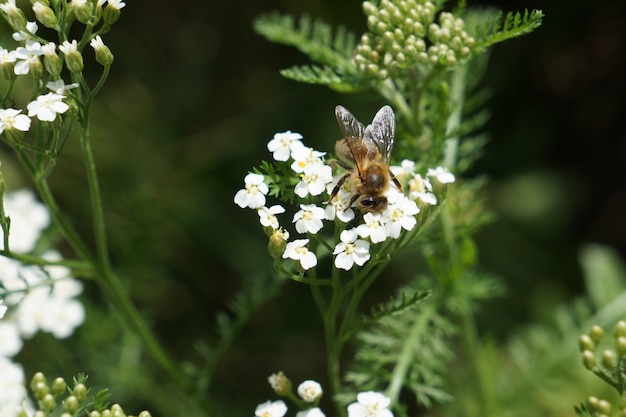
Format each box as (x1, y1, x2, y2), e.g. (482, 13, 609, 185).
(472, 9, 544, 52)
(579, 243, 626, 309)
(279, 65, 365, 93)
(253, 12, 357, 69)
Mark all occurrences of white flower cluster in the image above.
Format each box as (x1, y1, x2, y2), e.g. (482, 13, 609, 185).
(234, 131, 455, 272)
(257, 376, 393, 417)
(0, 190, 85, 414)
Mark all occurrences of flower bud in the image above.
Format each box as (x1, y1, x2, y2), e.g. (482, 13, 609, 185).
(32, 2, 58, 29)
(268, 371, 292, 397)
(27, 58, 43, 81)
(41, 394, 56, 412)
(138, 412, 152, 417)
(601, 349, 616, 369)
(616, 336, 626, 357)
(616, 321, 626, 338)
(52, 377, 67, 397)
(268, 228, 289, 259)
(59, 40, 83, 73)
(73, 383, 87, 402)
(579, 334, 595, 352)
(101, 410, 112, 417)
(588, 396, 600, 409)
(70, 0, 93, 24)
(102, 0, 125, 25)
(0, 1, 28, 31)
(598, 399, 612, 415)
(33, 381, 50, 399)
(63, 395, 79, 414)
(89, 411, 101, 417)
(42, 42, 62, 76)
(90, 35, 114, 66)
(582, 350, 596, 370)
(30, 372, 47, 391)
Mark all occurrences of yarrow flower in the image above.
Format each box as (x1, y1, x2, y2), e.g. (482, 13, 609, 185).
(46, 79, 79, 95)
(296, 408, 326, 417)
(282, 239, 317, 270)
(27, 92, 69, 122)
(382, 193, 419, 239)
(13, 40, 43, 75)
(408, 173, 437, 205)
(293, 204, 325, 234)
(356, 212, 388, 244)
(347, 392, 393, 417)
(267, 131, 304, 162)
(290, 145, 325, 173)
(258, 205, 285, 230)
(234, 173, 268, 209)
(333, 229, 370, 270)
(0, 300, 7, 319)
(297, 380, 323, 403)
(294, 163, 333, 198)
(0, 108, 31, 134)
(255, 400, 287, 417)
(427, 166, 455, 184)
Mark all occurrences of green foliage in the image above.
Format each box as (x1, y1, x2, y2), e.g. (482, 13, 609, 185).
(472, 9, 545, 52)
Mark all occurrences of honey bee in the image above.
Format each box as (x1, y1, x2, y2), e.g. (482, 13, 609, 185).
(328, 105, 403, 213)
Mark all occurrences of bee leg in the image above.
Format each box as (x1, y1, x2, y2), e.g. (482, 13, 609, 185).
(328, 158, 351, 171)
(389, 169, 405, 194)
(327, 172, 351, 205)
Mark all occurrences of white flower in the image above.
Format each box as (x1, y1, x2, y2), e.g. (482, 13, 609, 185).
(296, 408, 326, 417)
(294, 163, 333, 198)
(389, 159, 415, 183)
(356, 213, 387, 244)
(0, 189, 50, 253)
(297, 380, 323, 403)
(325, 175, 356, 223)
(255, 400, 287, 417)
(13, 40, 43, 75)
(0, 108, 31, 133)
(290, 146, 325, 173)
(58, 39, 78, 56)
(90, 35, 105, 51)
(347, 392, 393, 417)
(0, 300, 6, 319)
(12, 21, 38, 42)
(293, 204, 325, 234)
(0, 0, 19, 15)
(0, 47, 16, 64)
(282, 239, 317, 270)
(106, 0, 126, 10)
(408, 174, 437, 205)
(427, 166, 455, 184)
(0, 356, 28, 415)
(46, 79, 80, 95)
(258, 205, 285, 230)
(333, 229, 370, 270)
(234, 173, 268, 209)
(27, 92, 69, 122)
(0, 321, 22, 357)
(382, 194, 419, 239)
(267, 131, 303, 162)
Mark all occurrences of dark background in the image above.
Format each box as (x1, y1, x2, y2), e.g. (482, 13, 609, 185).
(4, 0, 626, 415)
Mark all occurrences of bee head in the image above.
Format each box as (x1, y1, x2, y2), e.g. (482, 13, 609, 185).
(358, 196, 388, 213)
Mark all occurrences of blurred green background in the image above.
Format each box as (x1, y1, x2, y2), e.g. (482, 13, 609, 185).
(2, 0, 625, 415)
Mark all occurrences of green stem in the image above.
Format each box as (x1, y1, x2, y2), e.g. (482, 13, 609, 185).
(443, 64, 467, 170)
(460, 311, 494, 417)
(386, 302, 434, 404)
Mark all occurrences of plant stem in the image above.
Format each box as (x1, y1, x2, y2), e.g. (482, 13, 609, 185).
(386, 302, 434, 404)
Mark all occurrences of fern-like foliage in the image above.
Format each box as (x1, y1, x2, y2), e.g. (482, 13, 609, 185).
(253, 12, 363, 92)
(472, 9, 544, 51)
(345, 294, 455, 410)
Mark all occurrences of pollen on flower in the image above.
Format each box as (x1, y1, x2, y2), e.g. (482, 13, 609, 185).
(290, 145, 325, 173)
(27, 92, 69, 122)
(282, 239, 317, 270)
(258, 205, 286, 230)
(293, 204, 325, 234)
(297, 380, 323, 403)
(234, 173, 269, 209)
(333, 229, 370, 270)
(382, 194, 419, 239)
(255, 400, 288, 417)
(356, 212, 388, 244)
(294, 163, 333, 198)
(267, 131, 304, 162)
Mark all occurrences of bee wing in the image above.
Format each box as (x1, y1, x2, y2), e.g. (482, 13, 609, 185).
(335, 105, 365, 140)
(364, 105, 396, 164)
(335, 105, 370, 170)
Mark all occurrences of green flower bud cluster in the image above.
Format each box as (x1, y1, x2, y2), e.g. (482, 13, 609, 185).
(28, 372, 151, 417)
(586, 396, 613, 417)
(355, 0, 475, 78)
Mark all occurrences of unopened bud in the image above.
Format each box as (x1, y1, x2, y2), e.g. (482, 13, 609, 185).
(42, 42, 62, 76)
(268, 228, 289, 259)
(52, 377, 67, 396)
(601, 349, 616, 369)
(590, 325, 604, 343)
(137, 412, 152, 417)
(0, 2, 28, 31)
(268, 371, 292, 397)
(102, 0, 125, 25)
(41, 394, 56, 412)
(59, 40, 83, 73)
(63, 395, 79, 414)
(616, 321, 626, 338)
(598, 399, 612, 415)
(616, 336, 626, 357)
(73, 383, 87, 402)
(90, 35, 114, 66)
(32, 2, 58, 29)
(582, 350, 596, 370)
(579, 334, 595, 352)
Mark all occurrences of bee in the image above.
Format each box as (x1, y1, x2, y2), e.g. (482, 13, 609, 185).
(328, 105, 403, 213)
